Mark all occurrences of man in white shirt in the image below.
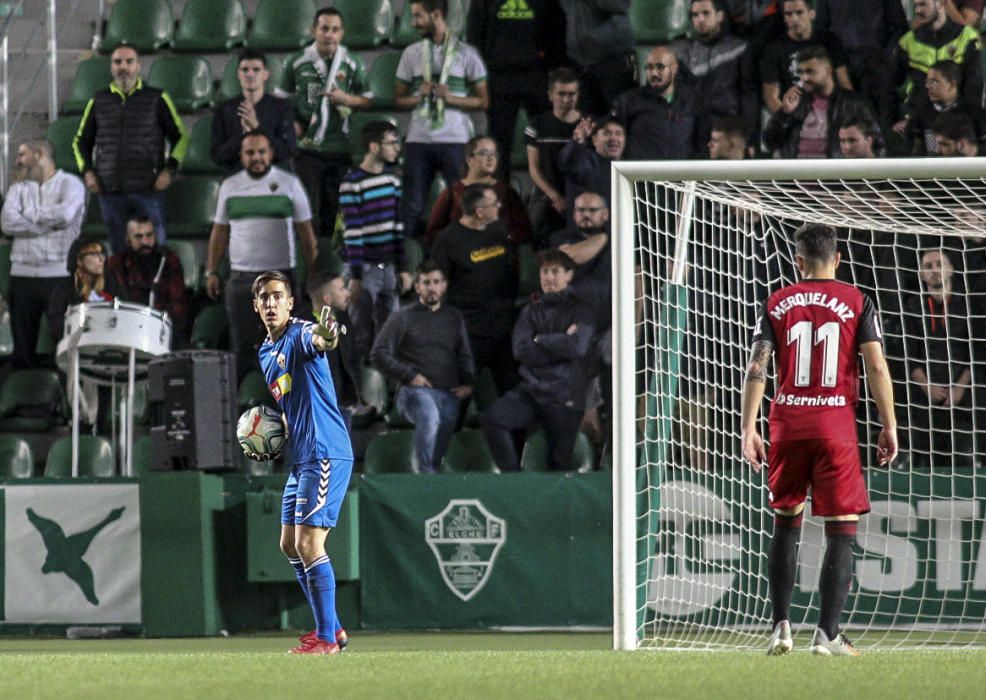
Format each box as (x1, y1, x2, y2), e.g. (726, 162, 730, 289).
(0, 139, 85, 368)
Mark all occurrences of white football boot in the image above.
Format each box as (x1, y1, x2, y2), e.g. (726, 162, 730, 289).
(810, 628, 861, 656)
(766, 620, 793, 656)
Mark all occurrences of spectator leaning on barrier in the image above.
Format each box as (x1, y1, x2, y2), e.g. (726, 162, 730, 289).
(72, 43, 187, 255)
(283, 7, 371, 239)
(211, 48, 296, 175)
(0, 139, 84, 369)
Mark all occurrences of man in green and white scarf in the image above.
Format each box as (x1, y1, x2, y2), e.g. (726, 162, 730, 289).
(394, 0, 489, 241)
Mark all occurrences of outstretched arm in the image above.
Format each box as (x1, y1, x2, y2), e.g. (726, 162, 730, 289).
(740, 340, 773, 471)
(861, 341, 898, 465)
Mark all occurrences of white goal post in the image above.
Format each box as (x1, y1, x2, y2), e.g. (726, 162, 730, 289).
(612, 158, 986, 651)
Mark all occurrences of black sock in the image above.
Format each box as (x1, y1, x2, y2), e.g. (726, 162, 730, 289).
(768, 512, 802, 627)
(818, 521, 857, 640)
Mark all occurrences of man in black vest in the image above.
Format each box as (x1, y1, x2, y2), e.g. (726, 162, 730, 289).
(73, 43, 188, 254)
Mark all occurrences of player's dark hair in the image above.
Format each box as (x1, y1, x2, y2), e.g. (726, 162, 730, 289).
(838, 115, 875, 140)
(536, 248, 576, 272)
(690, 0, 726, 11)
(126, 215, 155, 232)
(710, 115, 747, 142)
(932, 111, 977, 143)
(412, 0, 448, 17)
(361, 120, 399, 151)
(796, 44, 830, 66)
(237, 48, 268, 68)
(548, 66, 579, 88)
(252, 270, 293, 298)
(461, 183, 495, 216)
(783, 0, 815, 9)
(415, 259, 446, 281)
(794, 223, 838, 264)
(314, 7, 343, 26)
(240, 129, 271, 150)
(929, 60, 962, 89)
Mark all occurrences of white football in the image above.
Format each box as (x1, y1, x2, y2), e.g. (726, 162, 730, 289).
(237, 405, 286, 460)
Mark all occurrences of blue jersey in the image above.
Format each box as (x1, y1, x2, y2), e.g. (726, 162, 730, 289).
(259, 318, 353, 464)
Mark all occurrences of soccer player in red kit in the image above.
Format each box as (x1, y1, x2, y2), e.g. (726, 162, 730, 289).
(741, 223, 898, 656)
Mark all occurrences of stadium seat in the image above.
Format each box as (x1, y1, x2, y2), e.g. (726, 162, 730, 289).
(35, 314, 56, 357)
(360, 366, 390, 417)
(391, 0, 464, 47)
(191, 304, 229, 350)
(0, 369, 65, 433)
(511, 109, 530, 170)
(384, 403, 413, 428)
(100, 0, 175, 53)
(296, 237, 344, 289)
(246, 0, 316, 51)
(347, 110, 400, 159)
(81, 195, 108, 239)
(131, 435, 153, 476)
(181, 116, 223, 176)
(63, 56, 111, 114)
(44, 435, 116, 478)
(464, 367, 499, 427)
(173, 0, 247, 52)
(238, 370, 276, 412)
(363, 431, 418, 473)
(520, 430, 596, 472)
(165, 176, 220, 238)
(0, 313, 13, 358)
(98, 383, 150, 434)
(331, 0, 392, 49)
(441, 429, 498, 473)
(629, 0, 690, 43)
(44, 116, 83, 175)
(366, 52, 402, 109)
(166, 240, 202, 293)
(218, 54, 288, 103)
(147, 56, 214, 112)
(0, 436, 35, 479)
(517, 243, 539, 299)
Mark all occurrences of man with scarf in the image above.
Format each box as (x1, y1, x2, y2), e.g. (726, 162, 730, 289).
(394, 0, 489, 242)
(106, 216, 188, 344)
(283, 7, 371, 238)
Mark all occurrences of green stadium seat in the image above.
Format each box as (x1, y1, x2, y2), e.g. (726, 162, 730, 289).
(239, 370, 276, 412)
(81, 195, 108, 239)
(0, 369, 65, 433)
(464, 367, 498, 427)
(100, 0, 175, 53)
(511, 108, 530, 170)
(0, 436, 35, 479)
(441, 429, 497, 473)
(181, 116, 222, 176)
(191, 304, 229, 350)
(99, 383, 150, 434)
(391, 0, 464, 47)
(44, 435, 116, 478)
(0, 313, 13, 358)
(63, 56, 111, 114)
(629, 0, 690, 43)
(132, 435, 154, 477)
(360, 366, 390, 417)
(297, 237, 344, 290)
(173, 0, 246, 52)
(246, 0, 316, 51)
(363, 430, 418, 473)
(366, 52, 402, 109)
(147, 56, 214, 112)
(165, 176, 220, 238)
(331, 0, 392, 49)
(44, 116, 83, 175)
(346, 110, 400, 159)
(520, 430, 596, 472)
(218, 54, 288, 103)
(517, 243, 539, 299)
(166, 240, 202, 293)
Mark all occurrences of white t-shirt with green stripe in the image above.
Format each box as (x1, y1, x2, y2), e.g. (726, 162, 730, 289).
(214, 166, 312, 272)
(396, 38, 487, 144)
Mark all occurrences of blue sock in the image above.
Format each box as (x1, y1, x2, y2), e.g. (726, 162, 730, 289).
(287, 557, 313, 611)
(305, 555, 337, 643)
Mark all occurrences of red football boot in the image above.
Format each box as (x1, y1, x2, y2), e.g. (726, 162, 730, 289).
(289, 638, 340, 655)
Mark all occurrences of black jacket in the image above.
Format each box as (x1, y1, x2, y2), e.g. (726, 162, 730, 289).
(513, 289, 595, 410)
(211, 94, 297, 175)
(763, 86, 878, 158)
(558, 141, 614, 212)
(815, 0, 908, 54)
(73, 80, 187, 194)
(610, 82, 699, 160)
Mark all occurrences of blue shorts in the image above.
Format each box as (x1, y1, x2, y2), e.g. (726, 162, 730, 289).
(280, 458, 354, 528)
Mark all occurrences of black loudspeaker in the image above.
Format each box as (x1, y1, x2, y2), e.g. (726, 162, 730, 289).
(148, 350, 238, 471)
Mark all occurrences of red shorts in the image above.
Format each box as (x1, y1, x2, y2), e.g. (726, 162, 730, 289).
(767, 439, 870, 517)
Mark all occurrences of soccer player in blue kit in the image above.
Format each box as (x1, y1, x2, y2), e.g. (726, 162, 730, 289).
(252, 270, 353, 655)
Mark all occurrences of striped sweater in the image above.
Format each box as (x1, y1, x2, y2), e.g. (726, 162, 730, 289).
(339, 166, 404, 278)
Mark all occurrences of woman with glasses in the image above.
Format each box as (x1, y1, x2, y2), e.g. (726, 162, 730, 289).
(48, 239, 122, 342)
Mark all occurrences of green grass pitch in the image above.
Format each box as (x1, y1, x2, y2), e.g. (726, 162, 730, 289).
(2, 632, 986, 699)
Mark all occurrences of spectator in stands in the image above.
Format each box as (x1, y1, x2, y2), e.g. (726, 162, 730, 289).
(72, 43, 187, 255)
(903, 248, 974, 466)
(526, 67, 582, 246)
(557, 116, 625, 212)
(708, 115, 750, 159)
(672, 0, 759, 157)
(339, 121, 410, 331)
(611, 46, 699, 161)
(283, 7, 371, 239)
(395, 0, 489, 242)
(558, 0, 636, 117)
(482, 249, 595, 472)
(943, 0, 984, 25)
(838, 115, 880, 158)
(307, 270, 375, 429)
(895, 0, 982, 120)
(1, 139, 84, 369)
(813, 0, 908, 127)
(204, 131, 318, 377)
(431, 184, 519, 394)
(550, 190, 612, 329)
(370, 261, 474, 473)
(932, 111, 981, 155)
(211, 49, 296, 176)
(760, 0, 853, 114)
(763, 46, 878, 158)
(425, 136, 532, 245)
(467, 0, 562, 180)
(48, 238, 122, 342)
(106, 216, 188, 343)
(726, 0, 783, 39)
(899, 60, 985, 155)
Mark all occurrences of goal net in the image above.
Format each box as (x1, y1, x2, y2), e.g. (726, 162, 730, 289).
(612, 159, 986, 651)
